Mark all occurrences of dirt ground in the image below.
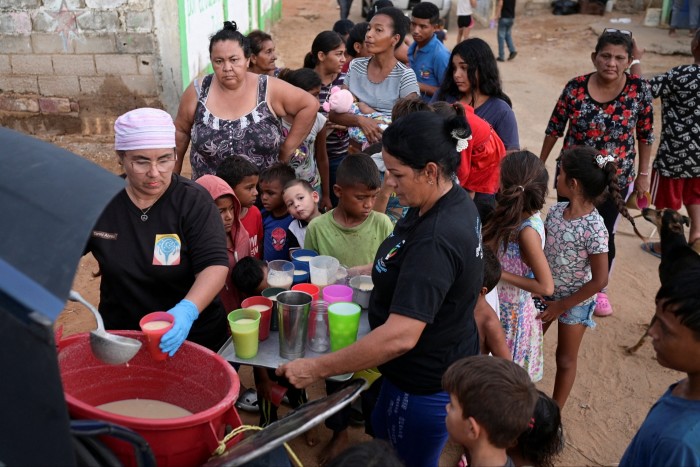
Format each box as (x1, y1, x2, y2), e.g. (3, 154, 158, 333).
(51, 0, 697, 465)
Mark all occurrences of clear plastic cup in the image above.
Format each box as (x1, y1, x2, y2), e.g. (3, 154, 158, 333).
(267, 260, 294, 290)
(309, 255, 340, 289)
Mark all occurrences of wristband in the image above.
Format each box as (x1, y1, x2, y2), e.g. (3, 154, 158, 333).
(639, 171, 649, 176)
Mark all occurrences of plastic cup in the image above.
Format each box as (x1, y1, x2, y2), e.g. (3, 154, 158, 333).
(241, 296, 273, 341)
(349, 275, 374, 309)
(292, 283, 320, 301)
(328, 302, 362, 352)
(290, 248, 319, 262)
(262, 287, 286, 331)
(309, 255, 340, 289)
(227, 309, 261, 359)
(292, 269, 310, 285)
(139, 312, 174, 361)
(267, 260, 294, 290)
(292, 260, 311, 272)
(322, 284, 354, 304)
(269, 382, 288, 407)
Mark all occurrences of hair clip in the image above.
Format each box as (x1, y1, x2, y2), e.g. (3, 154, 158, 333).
(595, 154, 615, 168)
(451, 129, 472, 152)
(528, 417, 535, 429)
(223, 20, 238, 31)
(517, 185, 525, 192)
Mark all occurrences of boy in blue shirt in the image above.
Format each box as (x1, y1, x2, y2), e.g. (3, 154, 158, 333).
(259, 163, 296, 262)
(408, 2, 451, 102)
(620, 265, 700, 466)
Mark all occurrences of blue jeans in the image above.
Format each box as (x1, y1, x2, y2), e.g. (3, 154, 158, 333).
(497, 17, 516, 59)
(372, 378, 450, 467)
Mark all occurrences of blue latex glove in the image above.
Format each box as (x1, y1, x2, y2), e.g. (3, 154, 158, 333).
(160, 299, 199, 356)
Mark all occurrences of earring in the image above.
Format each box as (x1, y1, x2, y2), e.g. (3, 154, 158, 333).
(428, 179, 434, 185)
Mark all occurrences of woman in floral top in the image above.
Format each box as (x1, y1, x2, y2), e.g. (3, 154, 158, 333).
(540, 30, 654, 317)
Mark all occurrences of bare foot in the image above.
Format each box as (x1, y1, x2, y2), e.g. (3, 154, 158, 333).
(668, 28, 677, 37)
(689, 29, 697, 37)
(318, 430, 350, 466)
(304, 425, 320, 447)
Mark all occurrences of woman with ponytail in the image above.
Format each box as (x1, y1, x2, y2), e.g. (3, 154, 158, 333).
(278, 112, 483, 467)
(482, 150, 554, 382)
(174, 21, 317, 177)
(541, 146, 642, 408)
(305, 30, 349, 206)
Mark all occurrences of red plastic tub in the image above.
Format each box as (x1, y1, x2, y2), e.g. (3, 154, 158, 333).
(58, 331, 242, 467)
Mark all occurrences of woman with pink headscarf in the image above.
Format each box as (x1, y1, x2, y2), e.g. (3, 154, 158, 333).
(84, 107, 230, 356)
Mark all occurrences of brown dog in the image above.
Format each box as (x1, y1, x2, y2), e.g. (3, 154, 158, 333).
(625, 208, 700, 353)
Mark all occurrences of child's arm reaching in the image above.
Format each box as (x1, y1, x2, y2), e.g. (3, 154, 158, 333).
(539, 253, 608, 322)
(501, 226, 554, 296)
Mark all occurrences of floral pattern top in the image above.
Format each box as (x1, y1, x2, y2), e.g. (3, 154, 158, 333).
(544, 203, 609, 307)
(647, 64, 700, 178)
(545, 73, 655, 188)
(190, 74, 283, 179)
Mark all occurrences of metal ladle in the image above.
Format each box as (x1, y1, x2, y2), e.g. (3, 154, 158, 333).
(68, 290, 142, 365)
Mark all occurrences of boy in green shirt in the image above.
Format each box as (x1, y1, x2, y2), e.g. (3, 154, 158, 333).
(305, 154, 393, 268)
(304, 153, 393, 461)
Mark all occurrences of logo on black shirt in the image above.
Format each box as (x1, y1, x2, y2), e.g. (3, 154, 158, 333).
(92, 230, 118, 240)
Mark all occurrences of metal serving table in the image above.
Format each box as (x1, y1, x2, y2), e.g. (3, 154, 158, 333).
(218, 312, 371, 381)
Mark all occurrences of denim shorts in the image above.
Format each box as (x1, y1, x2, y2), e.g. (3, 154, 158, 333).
(559, 299, 596, 328)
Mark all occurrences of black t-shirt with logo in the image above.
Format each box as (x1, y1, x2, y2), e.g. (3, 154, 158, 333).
(86, 174, 230, 351)
(369, 183, 483, 395)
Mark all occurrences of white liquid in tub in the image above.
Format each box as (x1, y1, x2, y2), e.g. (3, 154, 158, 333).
(97, 399, 193, 419)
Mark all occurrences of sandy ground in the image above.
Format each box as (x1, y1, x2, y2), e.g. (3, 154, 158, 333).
(51, 1, 697, 465)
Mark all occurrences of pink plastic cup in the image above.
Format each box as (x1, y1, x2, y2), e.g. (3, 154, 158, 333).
(139, 312, 174, 361)
(291, 283, 320, 301)
(322, 284, 353, 304)
(241, 296, 273, 341)
(269, 383, 288, 407)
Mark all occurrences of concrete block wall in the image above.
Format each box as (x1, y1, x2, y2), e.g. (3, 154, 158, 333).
(0, 0, 163, 135)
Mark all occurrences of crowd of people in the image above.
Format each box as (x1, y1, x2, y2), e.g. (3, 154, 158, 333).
(82, 5, 700, 467)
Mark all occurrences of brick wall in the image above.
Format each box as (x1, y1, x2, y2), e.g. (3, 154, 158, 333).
(0, 0, 163, 135)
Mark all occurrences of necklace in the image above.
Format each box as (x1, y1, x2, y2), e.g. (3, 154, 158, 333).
(126, 186, 165, 222)
(139, 205, 154, 222)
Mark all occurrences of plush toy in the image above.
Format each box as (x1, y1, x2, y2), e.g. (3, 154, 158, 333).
(321, 85, 391, 148)
(322, 86, 354, 113)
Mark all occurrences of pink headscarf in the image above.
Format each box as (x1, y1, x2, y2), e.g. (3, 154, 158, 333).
(114, 108, 175, 150)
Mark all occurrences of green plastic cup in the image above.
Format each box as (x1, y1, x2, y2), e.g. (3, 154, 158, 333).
(328, 302, 362, 352)
(228, 308, 261, 359)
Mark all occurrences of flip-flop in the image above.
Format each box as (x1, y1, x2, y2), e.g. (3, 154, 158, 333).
(235, 388, 259, 412)
(641, 242, 661, 259)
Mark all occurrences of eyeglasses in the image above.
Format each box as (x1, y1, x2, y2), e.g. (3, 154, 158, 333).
(602, 28, 632, 37)
(129, 155, 177, 174)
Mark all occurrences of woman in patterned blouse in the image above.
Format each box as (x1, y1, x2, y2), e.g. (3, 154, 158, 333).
(539, 29, 654, 317)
